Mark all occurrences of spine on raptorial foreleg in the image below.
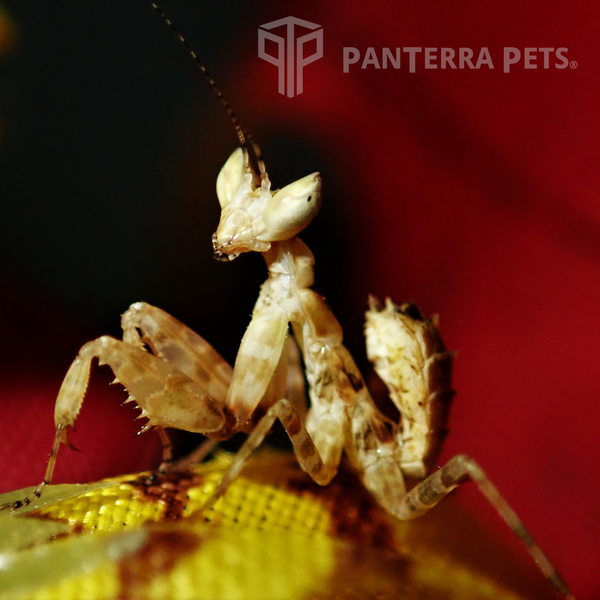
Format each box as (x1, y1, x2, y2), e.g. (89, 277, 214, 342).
(58, 336, 225, 438)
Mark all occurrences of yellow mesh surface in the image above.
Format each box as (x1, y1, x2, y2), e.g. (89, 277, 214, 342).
(0, 452, 553, 600)
(36, 453, 331, 535)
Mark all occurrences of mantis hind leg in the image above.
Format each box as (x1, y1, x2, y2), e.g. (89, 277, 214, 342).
(390, 455, 573, 600)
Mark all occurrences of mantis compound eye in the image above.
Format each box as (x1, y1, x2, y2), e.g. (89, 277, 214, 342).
(259, 172, 321, 242)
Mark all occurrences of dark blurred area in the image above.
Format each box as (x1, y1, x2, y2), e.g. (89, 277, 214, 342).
(0, 0, 356, 371)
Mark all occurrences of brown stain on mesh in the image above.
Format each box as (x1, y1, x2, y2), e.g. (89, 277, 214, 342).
(241, 453, 413, 596)
(281, 460, 412, 597)
(21, 511, 86, 545)
(285, 463, 399, 554)
(320, 546, 412, 600)
(118, 528, 204, 599)
(125, 470, 204, 522)
(47, 521, 86, 541)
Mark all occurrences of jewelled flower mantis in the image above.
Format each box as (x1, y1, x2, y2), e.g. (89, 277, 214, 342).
(0, 3, 574, 598)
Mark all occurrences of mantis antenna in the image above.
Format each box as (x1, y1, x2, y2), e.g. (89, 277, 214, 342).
(147, 1, 267, 181)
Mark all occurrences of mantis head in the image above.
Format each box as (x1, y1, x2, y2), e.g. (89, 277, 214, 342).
(212, 148, 321, 260)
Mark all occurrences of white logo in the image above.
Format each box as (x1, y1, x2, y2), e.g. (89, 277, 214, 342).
(258, 17, 323, 98)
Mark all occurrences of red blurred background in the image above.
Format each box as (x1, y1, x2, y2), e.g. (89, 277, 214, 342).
(0, 1, 597, 598)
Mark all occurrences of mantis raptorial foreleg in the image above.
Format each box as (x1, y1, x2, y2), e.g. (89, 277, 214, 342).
(2, 330, 226, 510)
(121, 302, 232, 404)
(224, 302, 288, 429)
(54, 336, 224, 437)
(119, 301, 234, 468)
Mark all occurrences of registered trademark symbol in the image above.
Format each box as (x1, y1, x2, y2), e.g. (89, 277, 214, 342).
(570, 61, 578, 69)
